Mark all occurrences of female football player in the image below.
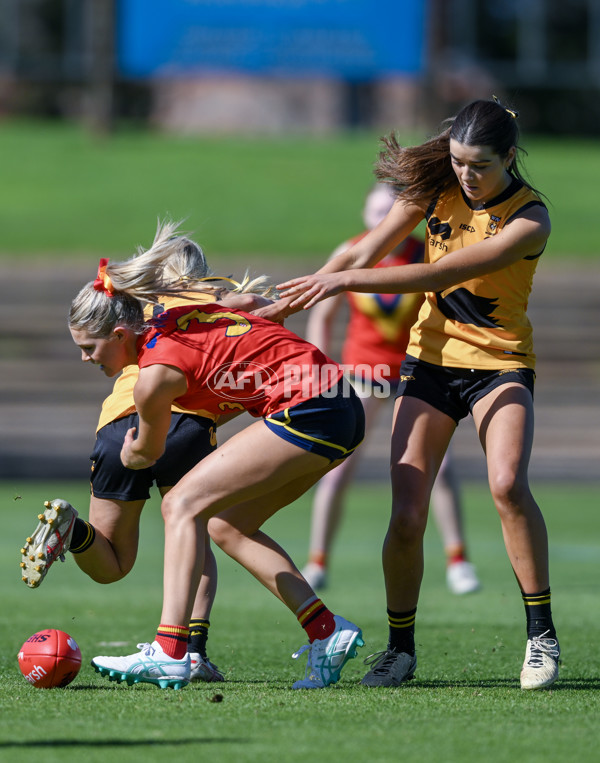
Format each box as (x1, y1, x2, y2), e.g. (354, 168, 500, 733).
(65, 222, 365, 690)
(20, 241, 274, 682)
(275, 98, 560, 691)
(300, 183, 480, 596)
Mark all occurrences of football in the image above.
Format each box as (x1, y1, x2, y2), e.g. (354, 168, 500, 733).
(18, 629, 82, 688)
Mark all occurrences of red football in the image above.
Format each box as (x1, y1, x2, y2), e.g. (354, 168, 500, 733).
(18, 629, 82, 688)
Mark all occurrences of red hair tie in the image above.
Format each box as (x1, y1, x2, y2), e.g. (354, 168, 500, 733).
(93, 258, 114, 297)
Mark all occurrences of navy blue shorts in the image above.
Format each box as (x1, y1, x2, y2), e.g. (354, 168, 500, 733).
(395, 354, 535, 424)
(90, 413, 217, 501)
(264, 385, 365, 462)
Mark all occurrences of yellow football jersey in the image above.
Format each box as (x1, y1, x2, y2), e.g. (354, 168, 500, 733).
(407, 179, 546, 370)
(96, 293, 218, 432)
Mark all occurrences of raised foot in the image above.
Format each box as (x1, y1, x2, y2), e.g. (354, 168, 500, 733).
(20, 499, 78, 588)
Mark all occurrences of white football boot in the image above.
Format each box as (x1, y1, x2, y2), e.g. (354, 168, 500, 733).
(520, 630, 560, 690)
(446, 561, 481, 595)
(292, 615, 364, 689)
(92, 641, 190, 690)
(20, 499, 78, 588)
(189, 653, 225, 682)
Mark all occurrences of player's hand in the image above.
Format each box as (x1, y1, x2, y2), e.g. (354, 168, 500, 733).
(120, 427, 157, 470)
(277, 273, 346, 309)
(252, 299, 291, 323)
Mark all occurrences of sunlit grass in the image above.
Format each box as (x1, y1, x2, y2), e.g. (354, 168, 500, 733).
(1, 480, 598, 762)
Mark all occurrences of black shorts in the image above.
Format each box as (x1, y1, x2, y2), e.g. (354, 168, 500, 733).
(264, 385, 365, 462)
(395, 354, 535, 424)
(90, 413, 217, 502)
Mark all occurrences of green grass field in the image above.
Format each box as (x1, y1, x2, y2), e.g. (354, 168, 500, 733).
(1, 479, 598, 762)
(1, 120, 598, 260)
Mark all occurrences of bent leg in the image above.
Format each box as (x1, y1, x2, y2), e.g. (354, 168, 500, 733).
(208, 466, 333, 613)
(72, 496, 145, 583)
(159, 421, 335, 627)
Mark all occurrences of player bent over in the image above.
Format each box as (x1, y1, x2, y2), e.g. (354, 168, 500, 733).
(25, 223, 366, 690)
(19, 282, 265, 683)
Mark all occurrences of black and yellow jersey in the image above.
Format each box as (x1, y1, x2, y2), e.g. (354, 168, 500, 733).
(407, 178, 546, 370)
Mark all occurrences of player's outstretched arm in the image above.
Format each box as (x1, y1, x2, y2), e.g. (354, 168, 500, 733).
(278, 208, 550, 309)
(257, 198, 424, 320)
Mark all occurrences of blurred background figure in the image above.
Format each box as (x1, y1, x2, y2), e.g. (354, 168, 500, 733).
(301, 183, 480, 595)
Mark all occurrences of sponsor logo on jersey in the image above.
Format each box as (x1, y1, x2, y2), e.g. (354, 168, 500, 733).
(428, 217, 452, 240)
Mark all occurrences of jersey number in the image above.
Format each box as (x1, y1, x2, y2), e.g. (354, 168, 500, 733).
(176, 309, 252, 337)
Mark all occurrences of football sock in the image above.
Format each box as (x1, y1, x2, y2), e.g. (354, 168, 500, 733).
(387, 607, 417, 655)
(188, 618, 210, 657)
(308, 551, 327, 569)
(522, 588, 556, 639)
(446, 544, 467, 565)
(69, 518, 96, 554)
(296, 596, 335, 642)
(156, 624, 190, 659)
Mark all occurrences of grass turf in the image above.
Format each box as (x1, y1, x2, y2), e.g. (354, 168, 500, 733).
(1, 479, 598, 762)
(0, 120, 598, 260)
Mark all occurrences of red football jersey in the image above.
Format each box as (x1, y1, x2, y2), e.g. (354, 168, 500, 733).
(138, 303, 344, 418)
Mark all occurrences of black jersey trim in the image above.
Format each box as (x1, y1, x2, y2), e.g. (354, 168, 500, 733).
(461, 177, 523, 211)
(524, 248, 545, 261)
(505, 199, 547, 224)
(505, 200, 547, 261)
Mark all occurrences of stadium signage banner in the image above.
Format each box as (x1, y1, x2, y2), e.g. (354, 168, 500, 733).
(117, 0, 426, 79)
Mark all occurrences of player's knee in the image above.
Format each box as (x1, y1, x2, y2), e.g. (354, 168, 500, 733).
(489, 471, 530, 513)
(84, 565, 131, 584)
(161, 489, 203, 523)
(206, 516, 237, 551)
(387, 502, 428, 544)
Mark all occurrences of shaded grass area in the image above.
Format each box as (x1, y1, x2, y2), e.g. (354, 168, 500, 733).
(1, 479, 599, 762)
(0, 120, 597, 261)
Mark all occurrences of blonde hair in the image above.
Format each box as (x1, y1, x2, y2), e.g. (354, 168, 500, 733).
(69, 220, 278, 337)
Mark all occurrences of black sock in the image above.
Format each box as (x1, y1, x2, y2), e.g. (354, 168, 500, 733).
(69, 518, 96, 554)
(188, 618, 210, 657)
(387, 607, 417, 655)
(522, 588, 556, 639)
